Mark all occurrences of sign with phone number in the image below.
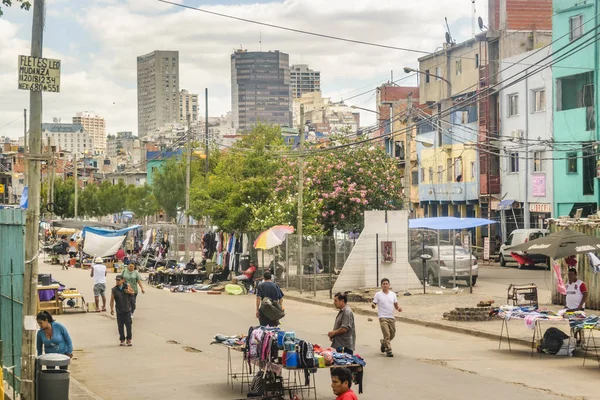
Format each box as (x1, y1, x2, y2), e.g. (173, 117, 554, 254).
(18, 55, 61, 93)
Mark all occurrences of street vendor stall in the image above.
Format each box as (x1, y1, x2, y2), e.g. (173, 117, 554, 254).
(211, 326, 366, 399)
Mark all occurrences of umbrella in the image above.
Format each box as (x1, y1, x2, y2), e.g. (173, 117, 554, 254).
(254, 225, 295, 250)
(508, 228, 600, 259)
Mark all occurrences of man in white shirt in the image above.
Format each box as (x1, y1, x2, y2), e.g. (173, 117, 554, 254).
(372, 278, 402, 357)
(566, 268, 588, 345)
(91, 257, 108, 312)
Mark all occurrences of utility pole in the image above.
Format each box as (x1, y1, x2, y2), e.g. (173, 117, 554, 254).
(23, 108, 27, 179)
(184, 113, 191, 262)
(297, 104, 305, 293)
(205, 88, 209, 174)
(404, 95, 413, 211)
(74, 153, 78, 219)
(21, 1, 45, 399)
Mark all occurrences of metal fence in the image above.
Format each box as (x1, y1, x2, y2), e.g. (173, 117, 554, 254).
(0, 209, 25, 396)
(139, 224, 205, 261)
(275, 234, 355, 296)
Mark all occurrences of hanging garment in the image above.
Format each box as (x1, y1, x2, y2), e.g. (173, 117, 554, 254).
(586, 253, 600, 273)
(553, 262, 567, 295)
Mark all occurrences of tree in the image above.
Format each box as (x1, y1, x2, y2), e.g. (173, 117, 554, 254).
(258, 137, 405, 234)
(152, 158, 187, 221)
(51, 177, 74, 219)
(190, 123, 285, 232)
(0, 0, 31, 17)
(79, 183, 101, 218)
(126, 184, 159, 220)
(96, 180, 128, 216)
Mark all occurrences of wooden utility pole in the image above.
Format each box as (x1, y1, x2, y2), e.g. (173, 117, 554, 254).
(205, 88, 209, 174)
(404, 95, 413, 211)
(297, 104, 305, 293)
(184, 113, 191, 262)
(21, 1, 45, 398)
(74, 153, 78, 219)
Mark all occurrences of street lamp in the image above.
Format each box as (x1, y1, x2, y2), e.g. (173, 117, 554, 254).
(403, 67, 451, 85)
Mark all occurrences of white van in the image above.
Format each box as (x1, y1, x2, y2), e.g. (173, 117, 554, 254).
(499, 229, 549, 269)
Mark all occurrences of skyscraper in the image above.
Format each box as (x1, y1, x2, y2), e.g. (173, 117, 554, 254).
(137, 50, 180, 137)
(73, 111, 106, 153)
(231, 50, 292, 132)
(290, 64, 321, 98)
(179, 89, 198, 124)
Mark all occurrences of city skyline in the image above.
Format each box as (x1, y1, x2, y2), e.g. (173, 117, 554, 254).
(0, 0, 480, 138)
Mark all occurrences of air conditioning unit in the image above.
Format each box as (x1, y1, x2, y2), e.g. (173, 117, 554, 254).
(511, 130, 523, 140)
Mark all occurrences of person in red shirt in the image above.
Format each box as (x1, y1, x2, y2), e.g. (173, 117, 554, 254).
(331, 368, 358, 400)
(115, 248, 126, 262)
(235, 261, 257, 283)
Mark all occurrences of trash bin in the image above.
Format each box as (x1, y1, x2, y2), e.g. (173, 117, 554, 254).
(36, 353, 70, 400)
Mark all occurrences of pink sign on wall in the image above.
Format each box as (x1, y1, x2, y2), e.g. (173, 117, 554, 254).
(532, 174, 546, 197)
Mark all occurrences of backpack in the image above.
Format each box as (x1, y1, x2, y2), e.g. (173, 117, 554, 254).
(260, 297, 285, 321)
(297, 340, 315, 368)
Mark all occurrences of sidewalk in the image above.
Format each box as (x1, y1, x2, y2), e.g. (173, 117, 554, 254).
(282, 279, 560, 347)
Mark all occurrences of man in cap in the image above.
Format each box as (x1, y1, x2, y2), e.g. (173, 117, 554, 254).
(91, 256, 107, 312)
(110, 275, 135, 346)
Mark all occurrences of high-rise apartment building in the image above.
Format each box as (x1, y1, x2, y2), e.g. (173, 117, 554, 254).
(179, 89, 198, 124)
(290, 64, 320, 98)
(137, 50, 180, 137)
(231, 50, 292, 132)
(73, 111, 106, 154)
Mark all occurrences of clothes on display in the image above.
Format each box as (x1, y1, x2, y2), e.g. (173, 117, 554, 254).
(492, 305, 596, 331)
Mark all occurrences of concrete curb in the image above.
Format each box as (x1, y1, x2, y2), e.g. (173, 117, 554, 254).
(285, 294, 532, 347)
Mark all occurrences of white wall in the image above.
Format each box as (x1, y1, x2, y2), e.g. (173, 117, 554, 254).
(333, 210, 421, 293)
(499, 48, 554, 218)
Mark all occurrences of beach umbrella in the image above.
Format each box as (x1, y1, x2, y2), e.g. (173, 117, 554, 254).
(508, 228, 600, 259)
(254, 225, 295, 250)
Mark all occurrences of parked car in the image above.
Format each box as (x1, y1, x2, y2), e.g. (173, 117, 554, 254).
(499, 229, 549, 269)
(409, 245, 478, 286)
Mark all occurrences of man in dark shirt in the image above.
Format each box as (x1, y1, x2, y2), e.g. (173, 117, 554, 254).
(110, 275, 134, 346)
(328, 292, 356, 354)
(255, 271, 284, 327)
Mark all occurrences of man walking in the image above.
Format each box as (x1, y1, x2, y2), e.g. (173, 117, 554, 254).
(255, 271, 284, 327)
(328, 292, 356, 354)
(372, 278, 402, 357)
(91, 257, 107, 312)
(110, 275, 134, 346)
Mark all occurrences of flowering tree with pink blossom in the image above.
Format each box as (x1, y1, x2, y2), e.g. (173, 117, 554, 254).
(255, 139, 404, 234)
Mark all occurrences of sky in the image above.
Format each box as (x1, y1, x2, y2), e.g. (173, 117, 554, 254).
(0, 0, 484, 139)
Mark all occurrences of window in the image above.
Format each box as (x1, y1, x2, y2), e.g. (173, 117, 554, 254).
(420, 168, 425, 182)
(446, 158, 453, 181)
(533, 89, 546, 112)
(567, 152, 578, 173)
(455, 60, 462, 76)
(454, 157, 463, 181)
(533, 151, 543, 172)
(556, 72, 594, 111)
(508, 94, 519, 116)
(435, 67, 442, 81)
(509, 152, 519, 173)
(470, 161, 476, 179)
(437, 166, 443, 182)
(425, 69, 430, 84)
(411, 171, 419, 185)
(428, 167, 433, 182)
(569, 14, 584, 41)
(475, 54, 480, 68)
(583, 144, 595, 195)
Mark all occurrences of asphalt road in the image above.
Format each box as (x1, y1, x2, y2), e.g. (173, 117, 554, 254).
(40, 262, 595, 400)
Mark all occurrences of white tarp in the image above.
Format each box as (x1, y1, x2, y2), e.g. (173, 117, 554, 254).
(83, 231, 126, 257)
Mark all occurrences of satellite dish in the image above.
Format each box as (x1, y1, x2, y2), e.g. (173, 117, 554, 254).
(478, 16, 484, 30)
(445, 32, 452, 44)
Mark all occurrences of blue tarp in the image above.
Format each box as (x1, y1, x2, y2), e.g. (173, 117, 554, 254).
(82, 224, 141, 238)
(409, 217, 497, 230)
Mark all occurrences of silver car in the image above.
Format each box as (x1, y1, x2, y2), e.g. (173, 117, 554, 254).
(409, 245, 479, 286)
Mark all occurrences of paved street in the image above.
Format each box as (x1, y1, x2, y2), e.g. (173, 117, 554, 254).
(477, 262, 552, 301)
(39, 261, 598, 400)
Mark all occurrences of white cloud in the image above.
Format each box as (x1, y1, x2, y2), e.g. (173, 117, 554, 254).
(0, 0, 481, 138)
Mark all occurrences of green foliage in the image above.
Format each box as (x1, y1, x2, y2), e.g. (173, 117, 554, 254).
(52, 177, 75, 219)
(190, 123, 284, 232)
(0, 0, 31, 17)
(96, 180, 128, 216)
(152, 158, 186, 221)
(126, 184, 159, 219)
(79, 183, 101, 217)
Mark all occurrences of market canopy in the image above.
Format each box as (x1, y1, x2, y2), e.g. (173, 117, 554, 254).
(508, 228, 600, 259)
(409, 217, 497, 230)
(82, 225, 140, 257)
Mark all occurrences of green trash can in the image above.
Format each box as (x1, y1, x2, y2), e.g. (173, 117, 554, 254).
(36, 353, 70, 400)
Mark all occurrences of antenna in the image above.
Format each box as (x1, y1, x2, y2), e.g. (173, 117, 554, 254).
(472, 0, 476, 37)
(259, 30, 262, 52)
(478, 16, 488, 31)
